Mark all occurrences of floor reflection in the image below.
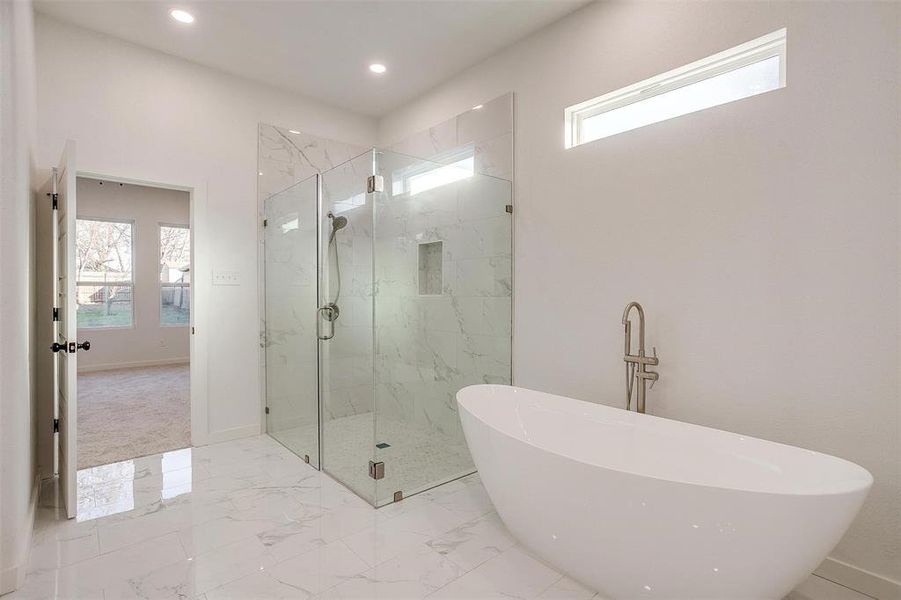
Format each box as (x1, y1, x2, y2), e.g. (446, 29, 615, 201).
(76, 447, 193, 521)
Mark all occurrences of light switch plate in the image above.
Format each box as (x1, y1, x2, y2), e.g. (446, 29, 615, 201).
(213, 269, 240, 286)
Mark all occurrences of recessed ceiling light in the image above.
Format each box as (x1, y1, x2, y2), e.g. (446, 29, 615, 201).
(170, 9, 195, 24)
(472, 104, 484, 110)
(288, 129, 300, 134)
(369, 63, 387, 74)
(258, 171, 263, 176)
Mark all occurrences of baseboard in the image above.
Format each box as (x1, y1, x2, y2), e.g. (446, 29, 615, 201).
(204, 424, 261, 445)
(78, 357, 189, 373)
(0, 473, 40, 596)
(816, 557, 901, 600)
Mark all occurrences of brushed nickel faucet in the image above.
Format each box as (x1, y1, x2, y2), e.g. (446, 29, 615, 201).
(622, 301, 659, 413)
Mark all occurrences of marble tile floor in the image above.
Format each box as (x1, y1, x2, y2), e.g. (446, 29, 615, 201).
(9, 435, 870, 600)
(271, 413, 475, 506)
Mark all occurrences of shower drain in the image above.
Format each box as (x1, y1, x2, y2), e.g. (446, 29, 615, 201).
(375, 442, 391, 449)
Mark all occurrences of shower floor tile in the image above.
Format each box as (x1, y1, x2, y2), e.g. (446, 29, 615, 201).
(271, 413, 476, 506)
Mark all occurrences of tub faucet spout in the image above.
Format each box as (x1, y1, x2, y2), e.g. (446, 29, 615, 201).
(622, 301, 659, 413)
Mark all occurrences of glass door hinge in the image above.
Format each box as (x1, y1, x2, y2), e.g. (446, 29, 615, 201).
(367, 175, 384, 193)
(368, 460, 385, 480)
(53, 418, 59, 433)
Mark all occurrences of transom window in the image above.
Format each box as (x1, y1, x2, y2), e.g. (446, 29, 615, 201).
(159, 224, 191, 326)
(565, 28, 786, 148)
(76, 218, 135, 329)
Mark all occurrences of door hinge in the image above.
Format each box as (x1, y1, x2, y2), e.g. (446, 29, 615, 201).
(505, 204, 513, 214)
(263, 219, 268, 227)
(264, 406, 270, 415)
(368, 460, 385, 480)
(367, 175, 384, 194)
(52, 307, 59, 321)
(51, 193, 58, 210)
(191, 326, 195, 335)
(53, 418, 59, 433)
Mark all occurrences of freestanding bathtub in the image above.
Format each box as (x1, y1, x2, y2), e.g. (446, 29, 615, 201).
(457, 385, 873, 600)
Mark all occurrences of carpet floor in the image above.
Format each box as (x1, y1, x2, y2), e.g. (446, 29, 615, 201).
(77, 364, 190, 469)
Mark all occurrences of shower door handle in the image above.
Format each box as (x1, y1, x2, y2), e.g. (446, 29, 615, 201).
(318, 306, 335, 340)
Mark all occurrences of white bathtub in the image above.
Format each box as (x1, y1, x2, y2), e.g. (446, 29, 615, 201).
(457, 385, 873, 600)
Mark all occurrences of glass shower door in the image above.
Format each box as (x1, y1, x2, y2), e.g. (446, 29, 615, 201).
(372, 150, 513, 506)
(264, 175, 321, 467)
(319, 150, 376, 504)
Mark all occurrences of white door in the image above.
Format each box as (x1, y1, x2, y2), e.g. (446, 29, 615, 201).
(52, 140, 81, 519)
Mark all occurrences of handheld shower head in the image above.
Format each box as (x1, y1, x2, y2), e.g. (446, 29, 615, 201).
(326, 212, 348, 313)
(328, 213, 348, 231)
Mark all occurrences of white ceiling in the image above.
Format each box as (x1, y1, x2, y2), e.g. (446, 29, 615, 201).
(35, 0, 589, 116)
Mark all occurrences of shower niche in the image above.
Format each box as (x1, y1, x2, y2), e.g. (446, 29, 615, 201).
(418, 241, 443, 295)
(264, 148, 512, 507)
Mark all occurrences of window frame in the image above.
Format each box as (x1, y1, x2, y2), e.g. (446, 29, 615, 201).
(75, 216, 136, 330)
(565, 28, 787, 148)
(158, 222, 191, 328)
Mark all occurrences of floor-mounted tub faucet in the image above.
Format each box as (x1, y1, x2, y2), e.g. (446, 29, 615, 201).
(622, 301, 659, 413)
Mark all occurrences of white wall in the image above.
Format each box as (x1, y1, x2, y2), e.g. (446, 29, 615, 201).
(380, 0, 901, 590)
(0, 0, 38, 594)
(33, 13, 377, 473)
(75, 178, 190, 370)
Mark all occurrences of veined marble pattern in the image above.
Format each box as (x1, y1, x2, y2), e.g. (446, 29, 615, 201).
(373, 154, 513, 453)
(259, 96, 512, 506)
(385, 93, 513, 182)
(370, 94, 514, 461)
(264, 177, 321, 467)
(321, 151, 378, 426)
(258, 124, 368, 203)
(259, 124, 368, 470)
(12, 435, 865, 600)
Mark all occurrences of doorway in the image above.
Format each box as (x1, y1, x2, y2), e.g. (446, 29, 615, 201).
(74, 177, 192, 470)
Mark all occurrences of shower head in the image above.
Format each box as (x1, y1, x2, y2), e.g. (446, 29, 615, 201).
(328, 213, 348, 231)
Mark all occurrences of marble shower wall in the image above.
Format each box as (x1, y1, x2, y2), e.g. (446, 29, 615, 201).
(259, 93, 513, 467)
(263, 177, 319, 463)
(259, 124, 369, 436)
(258, 123, 368, 203)
(385, 92, 513, 181)
(320, 151, 377, 424)
(374, 93, 514, 446)
(373, 155, 513, 446)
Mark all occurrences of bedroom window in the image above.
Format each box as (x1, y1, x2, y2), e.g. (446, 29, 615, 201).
(76, 218, 135, 329)
(159, 224, 191, 326)
(565, 28, 786, 148)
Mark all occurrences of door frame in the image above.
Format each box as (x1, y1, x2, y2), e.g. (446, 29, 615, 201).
(76, 170, 210, 448)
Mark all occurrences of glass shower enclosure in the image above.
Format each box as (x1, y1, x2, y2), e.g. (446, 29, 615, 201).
(264, 148, 512, 507)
